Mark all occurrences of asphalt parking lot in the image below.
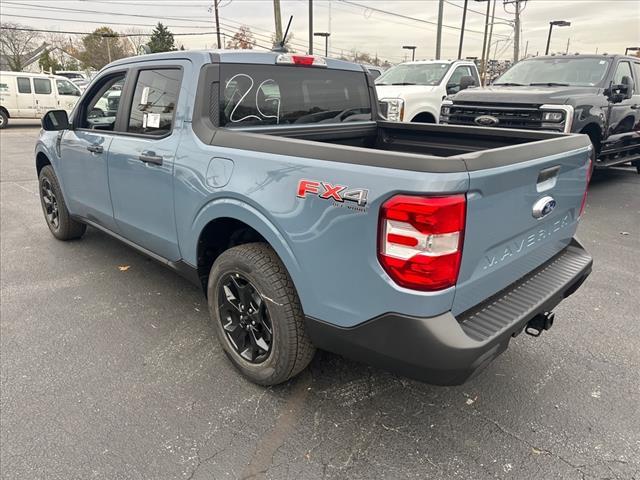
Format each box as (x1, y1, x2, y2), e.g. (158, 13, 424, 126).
(1, 120, 639, 480)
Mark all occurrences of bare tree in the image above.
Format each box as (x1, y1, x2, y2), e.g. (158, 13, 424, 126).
(122, 27, 151, 56)
(0, 23, 41, 71)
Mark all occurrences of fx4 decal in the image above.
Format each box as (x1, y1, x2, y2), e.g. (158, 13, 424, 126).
(297, 180, 369, 207)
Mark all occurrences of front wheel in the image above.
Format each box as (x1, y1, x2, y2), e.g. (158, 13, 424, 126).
(0, 110, 8, 129)
(207, 243, 315, 385)
(38, 165, 86, 240)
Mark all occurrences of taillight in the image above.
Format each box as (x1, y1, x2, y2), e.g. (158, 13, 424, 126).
(579, 155, 593, 218)
(276, 54, 327, 67)
(378, 195, 466, 291)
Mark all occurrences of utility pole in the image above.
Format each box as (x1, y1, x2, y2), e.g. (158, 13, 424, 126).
(273, 0, 283, 44)
(308, 0, 314, 54)
(328, 0, 332, 56)
(504, 0, 523, 62)
(457, 0, 469, 59)
(524, 40, 529, 58)
(435, 0, 444, 60)
(480, 0, 491, 85)
(513, 0, 520, 62)
(565, 37, 570, 54)
(214, 0, 221, 49)
(483, 0, 497, 84)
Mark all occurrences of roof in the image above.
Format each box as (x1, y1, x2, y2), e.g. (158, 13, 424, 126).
(0, 71, 73, 80)
(398, 59, 475, 66)
(525, 54, 638, 61)
(105, 49, 365, 72)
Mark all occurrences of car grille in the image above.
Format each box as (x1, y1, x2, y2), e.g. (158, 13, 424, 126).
(448, 104, 543, 130)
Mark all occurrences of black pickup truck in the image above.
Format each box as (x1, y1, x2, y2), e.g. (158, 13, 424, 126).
(440, 54, 640, 172)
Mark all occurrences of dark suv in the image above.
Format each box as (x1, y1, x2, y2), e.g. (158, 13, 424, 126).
(440, 54, 640, 171)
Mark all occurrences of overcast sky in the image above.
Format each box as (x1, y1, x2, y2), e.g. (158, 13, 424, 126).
(2, 0, 639, 63)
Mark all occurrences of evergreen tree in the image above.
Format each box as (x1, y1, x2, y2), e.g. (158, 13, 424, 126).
(147, 23, 176, 53)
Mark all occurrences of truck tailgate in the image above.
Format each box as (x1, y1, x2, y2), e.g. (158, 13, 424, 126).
(452, 139, 592, 316)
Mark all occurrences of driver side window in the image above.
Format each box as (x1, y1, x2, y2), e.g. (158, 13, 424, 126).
(79, 74, 125, 131)
(447, 66, 475, 94)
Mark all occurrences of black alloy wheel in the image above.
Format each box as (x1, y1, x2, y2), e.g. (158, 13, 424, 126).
(217, 272, 273, 364)
(41, 177, 59, 230)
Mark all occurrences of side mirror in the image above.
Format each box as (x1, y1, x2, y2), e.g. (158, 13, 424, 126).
(621, 75, 634, 99)
(41, 110, 70, 131)
(459, 75, 477, 91)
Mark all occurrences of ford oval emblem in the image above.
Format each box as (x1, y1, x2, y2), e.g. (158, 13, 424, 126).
(474, 115, 499, 126)
(532, 196, 557, 219)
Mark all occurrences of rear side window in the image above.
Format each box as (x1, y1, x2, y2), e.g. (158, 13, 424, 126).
(17, 77, 31, 94)
(127, 68, 182, 136)
(220, 64, 372, 127)
(34, 78, 52, 95)
(634, 62, 640, 92)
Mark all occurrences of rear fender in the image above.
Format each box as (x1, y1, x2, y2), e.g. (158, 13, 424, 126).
(188, 198, 306, 301)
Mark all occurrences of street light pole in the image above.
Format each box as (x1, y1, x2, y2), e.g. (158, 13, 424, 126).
(402, 45, 417, 61)
(314, 32, 330, 57)
(435, 0, 444, 60)
(545, 20, 571, 55)
(308, 0, 314, 54)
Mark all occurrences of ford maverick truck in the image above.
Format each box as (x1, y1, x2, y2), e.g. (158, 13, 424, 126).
(440, 54, 640, 172)
(36, 50, 592, 386)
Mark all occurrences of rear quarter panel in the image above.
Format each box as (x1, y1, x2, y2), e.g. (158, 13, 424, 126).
(174, 129, 469, 327)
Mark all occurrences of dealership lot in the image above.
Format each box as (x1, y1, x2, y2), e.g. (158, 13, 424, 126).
(1, 121, 639, 479)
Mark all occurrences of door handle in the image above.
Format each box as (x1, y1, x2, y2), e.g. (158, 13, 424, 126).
(630, 104, 640, 110)
(87, 144, 103, 154)
(138, 152, 163, 166)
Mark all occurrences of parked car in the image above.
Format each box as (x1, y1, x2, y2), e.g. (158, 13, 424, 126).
(375, 59, 479, 123)
(440, 54, 640, 171)
(35, 50, 592, 386)
(56, 71, 92, 92)
(0, 71, 81, 128)
(363, 64, 385, 79)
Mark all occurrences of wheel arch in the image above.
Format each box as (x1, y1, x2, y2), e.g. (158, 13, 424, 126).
(36, 151, 52, 175)
(0, 106, 9, 118)
(192, 200, 303, 297)
(411, 111, 437, 123)
(579, 122, 603, 155)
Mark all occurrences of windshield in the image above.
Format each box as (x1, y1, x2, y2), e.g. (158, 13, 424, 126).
(375, 63, 451, 86)
(220, 65, 372, 127)
(494, 57, 612, 87)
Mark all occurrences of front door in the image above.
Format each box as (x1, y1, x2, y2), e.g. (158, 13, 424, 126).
(54, 78, 82, 113)
(58, 72, 127, 231)
(605, 60, 640, 143)
(107, 65, 186, 260)
(15, 76, 35, 118)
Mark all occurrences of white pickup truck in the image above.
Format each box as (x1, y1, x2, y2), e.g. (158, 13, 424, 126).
(375, 60, 479, 123)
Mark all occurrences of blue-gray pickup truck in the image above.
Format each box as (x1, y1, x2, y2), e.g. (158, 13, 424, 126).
(35, 50, 593, 386)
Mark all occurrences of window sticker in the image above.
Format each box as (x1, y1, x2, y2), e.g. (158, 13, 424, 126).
(142, 113, 148, 128)
(146, 113, 161, 128)
(140, 86, 150, 105)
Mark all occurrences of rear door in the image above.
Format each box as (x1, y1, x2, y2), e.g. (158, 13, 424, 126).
(452, 140, 591, 315)
(107, 62, 187, 260)
(32, 77, 57, 117)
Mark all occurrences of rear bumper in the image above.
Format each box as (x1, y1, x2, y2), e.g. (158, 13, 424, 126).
(305, 238, 592, 385)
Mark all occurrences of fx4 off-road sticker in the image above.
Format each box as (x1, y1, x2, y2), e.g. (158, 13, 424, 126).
(296, 179, 369, 212)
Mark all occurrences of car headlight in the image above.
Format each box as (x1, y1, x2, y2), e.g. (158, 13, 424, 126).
(540, 105, 574, 133)
(380, 98, 404, 122)
(542, 111, 564, 122)
(440, 99, 453, 124)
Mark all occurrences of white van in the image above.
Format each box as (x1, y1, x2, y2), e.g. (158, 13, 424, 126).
(0, 71, 82, 128)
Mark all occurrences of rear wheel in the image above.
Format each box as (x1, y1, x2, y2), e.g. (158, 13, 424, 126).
(207, 243, 315, 385)
(38, 165, 86, 240)
(0, 110, 8, 129)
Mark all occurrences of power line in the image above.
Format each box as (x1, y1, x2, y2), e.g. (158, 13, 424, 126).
(336, 0, 510, 38)
(443, 0, 511, 23)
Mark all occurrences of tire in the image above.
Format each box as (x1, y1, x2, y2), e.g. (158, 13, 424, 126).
(0, 110, 8, 129)
(38, 165, 86, 240)
(207, 243, 315, 385)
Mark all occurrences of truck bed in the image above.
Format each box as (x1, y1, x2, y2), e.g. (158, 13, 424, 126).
(207, 120, 591, 173)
